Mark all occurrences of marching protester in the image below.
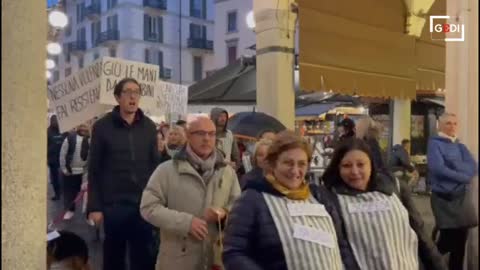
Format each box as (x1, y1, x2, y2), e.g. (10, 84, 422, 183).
(239, 138, 273, 190)
(140, 116, 241, 270)
(223, 131, 359, 270)
(47, 230, 91, 270)
(427, 112, 477, 270)
(210, 107, 241, 168)
(59, 123, 90, 220)
(48, 115, 68, 201)
(87, 78, 159, 270)
(322, 138, 447, 270)
(162, 125, 187, 160)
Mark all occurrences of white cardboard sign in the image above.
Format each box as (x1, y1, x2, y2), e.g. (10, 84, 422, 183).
(47, 59, 105, 132)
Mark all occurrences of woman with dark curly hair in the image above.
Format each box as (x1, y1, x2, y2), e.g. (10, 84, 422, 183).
(321, 139, 447, 270)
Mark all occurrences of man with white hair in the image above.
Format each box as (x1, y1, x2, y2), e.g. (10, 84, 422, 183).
(427, 112, 477, 270)
(140, 116, 241, 270)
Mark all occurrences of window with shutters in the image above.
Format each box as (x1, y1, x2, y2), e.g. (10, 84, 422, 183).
(76, 3, 85, 23)
(78, 55, 84, 69)
(53, 71, 60, 82)
(227, 45, 237, 64)
(107, 14, 118, 31)
(107, 0, 117, 10)
(193, 56, 203, 81)
(64, 44, 71, 63)
(91, 21, 101, 47)
(227, 11, 237, 33)
(144, 14, 163, 43)
(190, 0, 206, 19)
(189, 23, 204, 39)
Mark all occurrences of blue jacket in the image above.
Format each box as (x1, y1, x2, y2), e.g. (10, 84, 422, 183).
(427, 136, 477, 193)
(222, 177, 360, 270)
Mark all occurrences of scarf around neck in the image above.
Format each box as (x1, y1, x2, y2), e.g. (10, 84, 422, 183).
(265, 174, 310, 200)
(438, 132, 458, 143)
(186, 144, 217, 183)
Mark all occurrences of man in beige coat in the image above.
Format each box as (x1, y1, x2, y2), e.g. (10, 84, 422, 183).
(140, 116, 241, 270)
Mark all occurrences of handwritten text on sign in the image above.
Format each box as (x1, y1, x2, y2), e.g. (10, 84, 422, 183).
(99, 57, 159, 108)
(47, 59, 105, 132)
(154, 81, 188, 117)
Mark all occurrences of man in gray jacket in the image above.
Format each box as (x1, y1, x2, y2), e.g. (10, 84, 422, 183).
(140, 116, 241, 270)
(210, 107, 240, 168)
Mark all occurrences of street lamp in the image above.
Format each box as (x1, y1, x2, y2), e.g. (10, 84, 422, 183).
(46, 70, 52, 79)
(246, 11, 255, 29)
(48, 10, 68, 28)
(46, 59, 56, 69)
(47, 42, 62, 55)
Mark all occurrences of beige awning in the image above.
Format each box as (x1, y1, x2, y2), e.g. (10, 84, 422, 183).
(298, 0, 445, 99)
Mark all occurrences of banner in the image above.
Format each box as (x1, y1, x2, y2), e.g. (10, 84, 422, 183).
(48, 57, 187, 130)
(154, 81, 188, 119)
(99, 57, 158, 111)
(47, 59, 105, 132)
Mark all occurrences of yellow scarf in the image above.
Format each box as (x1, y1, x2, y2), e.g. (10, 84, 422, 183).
(265, 174, 310, 200)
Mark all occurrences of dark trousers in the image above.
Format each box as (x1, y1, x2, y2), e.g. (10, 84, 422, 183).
(48, 164, 61, 197)
(103, 203, 156, 270)
(436, 227, 469, 270)
(63, 174, 83, 211)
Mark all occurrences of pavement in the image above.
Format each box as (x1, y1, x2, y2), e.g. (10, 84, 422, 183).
(47, 179, 436, 270)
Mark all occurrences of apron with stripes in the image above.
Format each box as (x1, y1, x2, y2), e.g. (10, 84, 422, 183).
(337, 191, 419, 270)
(263, 193, 343, 270)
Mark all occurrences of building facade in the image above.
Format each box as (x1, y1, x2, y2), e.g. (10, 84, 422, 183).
(213, 0, 255, 70)
(50, 0, 215, 86)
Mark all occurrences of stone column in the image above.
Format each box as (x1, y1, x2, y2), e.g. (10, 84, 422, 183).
(445, 0, 478, 269)
(392, 98, 412, 145)
(2, 1, 47, 269)
(254, 0, 297, 129)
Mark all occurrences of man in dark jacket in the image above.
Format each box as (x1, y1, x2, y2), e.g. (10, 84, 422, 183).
(87, 78, 159, 270)
(210, 107, 240, 168)
(47, 115, 68, 200)
(390, 139, 419, 190)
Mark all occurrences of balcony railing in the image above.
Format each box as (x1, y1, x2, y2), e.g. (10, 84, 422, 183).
(187, 38, 213, 50)
(161, 68, 172, 79)
(96, 30, 119, 46)
(143, 0, 167, 10)
(67, 40, 87, 53)
(144, 32, 162, 43)
(85, 5, 101, 20)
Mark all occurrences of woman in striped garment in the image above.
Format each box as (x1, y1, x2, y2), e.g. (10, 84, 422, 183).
(322, 138, 447, 270)
(222, 131, 359, 270)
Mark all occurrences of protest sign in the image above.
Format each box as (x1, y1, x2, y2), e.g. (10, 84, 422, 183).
(154, 81, 188, 118)
(99, 57, 158, 110)
(47, 59, 105, 132)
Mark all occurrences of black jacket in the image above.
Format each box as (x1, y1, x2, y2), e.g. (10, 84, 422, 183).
(328, 174, 447, 270)
(239, 167, 263, 191)
(390, 144, 415, 173)
(47, 127, 67, 166)
(87, 106, 160, 213)
(222, 178, 360, 270)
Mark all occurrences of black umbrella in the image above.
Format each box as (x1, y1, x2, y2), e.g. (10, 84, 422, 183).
(227, 111, 286, 139)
